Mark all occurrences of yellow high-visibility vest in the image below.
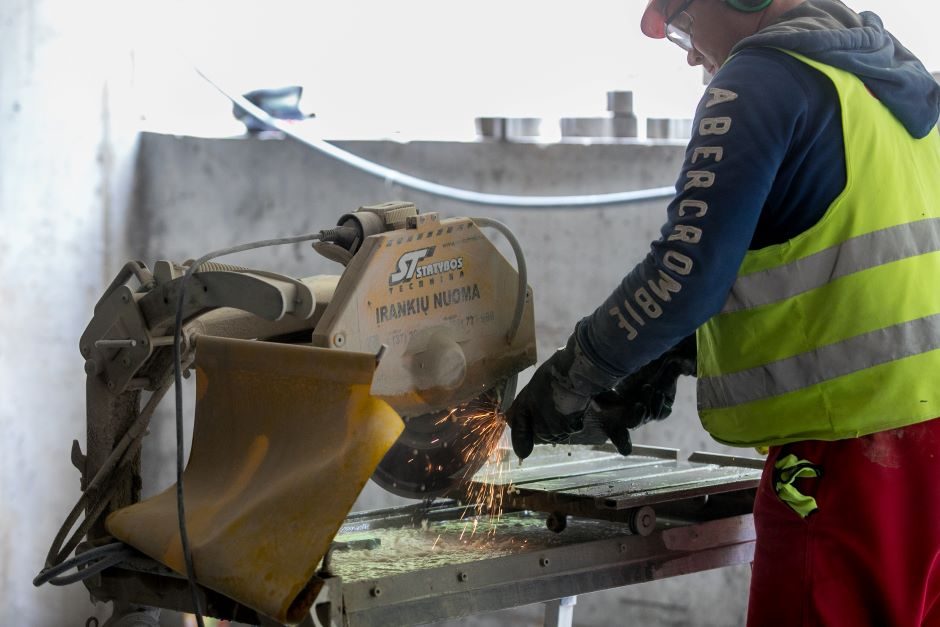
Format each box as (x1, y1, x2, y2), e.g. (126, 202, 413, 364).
(697, 52, 940, 447)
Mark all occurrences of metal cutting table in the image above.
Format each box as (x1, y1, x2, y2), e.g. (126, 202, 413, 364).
(89, 445, 763, 626)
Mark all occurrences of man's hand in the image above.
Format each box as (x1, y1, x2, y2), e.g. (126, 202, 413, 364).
(587, 335, 697, 455)
(506, 335, 619, 460)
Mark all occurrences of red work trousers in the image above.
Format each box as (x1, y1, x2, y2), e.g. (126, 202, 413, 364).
(747, 417, 940, 627)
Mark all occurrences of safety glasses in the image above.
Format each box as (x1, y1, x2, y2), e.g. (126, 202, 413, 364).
(664, 0, 696, 52)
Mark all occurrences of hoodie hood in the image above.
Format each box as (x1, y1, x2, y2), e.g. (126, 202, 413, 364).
(732, 0, 940, 138)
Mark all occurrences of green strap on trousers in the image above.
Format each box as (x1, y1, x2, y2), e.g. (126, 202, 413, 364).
(774, 454, 823, 518)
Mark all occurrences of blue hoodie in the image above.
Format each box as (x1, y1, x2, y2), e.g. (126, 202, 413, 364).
(578, 0, 940, 378)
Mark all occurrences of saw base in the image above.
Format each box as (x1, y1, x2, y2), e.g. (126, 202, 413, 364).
(88, 447, 762, 626)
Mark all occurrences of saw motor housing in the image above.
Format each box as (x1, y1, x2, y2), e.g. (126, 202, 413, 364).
(312, 203, 535, 417)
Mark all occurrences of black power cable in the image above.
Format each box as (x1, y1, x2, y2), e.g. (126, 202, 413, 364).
(33, 542, 133, 587)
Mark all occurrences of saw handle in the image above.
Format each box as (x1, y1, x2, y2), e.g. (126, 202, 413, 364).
(471, 217, 528, 345)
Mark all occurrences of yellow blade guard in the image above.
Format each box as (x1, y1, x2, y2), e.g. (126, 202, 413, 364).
(106, 336, 403, 624)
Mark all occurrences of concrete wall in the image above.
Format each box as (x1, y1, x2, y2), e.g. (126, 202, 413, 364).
(133, 133, 749, 627)
(0, 0, 139, 624)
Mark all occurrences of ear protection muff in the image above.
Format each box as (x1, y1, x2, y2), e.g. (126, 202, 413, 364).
(723, 0, 772, 12)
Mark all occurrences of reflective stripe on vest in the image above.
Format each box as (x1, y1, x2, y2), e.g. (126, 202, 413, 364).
(700, 313, 940, 410)
(696, 52, 940, 447)
(721, 218, 940, 315)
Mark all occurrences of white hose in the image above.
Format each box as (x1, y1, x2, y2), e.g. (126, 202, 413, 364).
(194, 67, 677, 209)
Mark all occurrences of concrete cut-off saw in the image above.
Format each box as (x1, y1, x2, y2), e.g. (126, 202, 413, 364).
(39, 201, 536, 624)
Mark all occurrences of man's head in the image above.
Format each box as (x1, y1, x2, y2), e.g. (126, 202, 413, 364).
(641, 0, 804, 73)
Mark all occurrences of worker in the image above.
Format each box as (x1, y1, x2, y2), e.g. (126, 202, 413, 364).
(507, 0, 940, 623)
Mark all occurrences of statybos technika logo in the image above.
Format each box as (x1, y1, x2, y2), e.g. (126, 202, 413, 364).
(388, 246, 464, 286)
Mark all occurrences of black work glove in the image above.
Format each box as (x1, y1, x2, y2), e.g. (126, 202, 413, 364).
(506, 334, 620, 460)
(586, 334, 697, 456)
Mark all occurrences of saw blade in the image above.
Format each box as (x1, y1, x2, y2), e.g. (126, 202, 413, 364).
(372, 378, 515, 499)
